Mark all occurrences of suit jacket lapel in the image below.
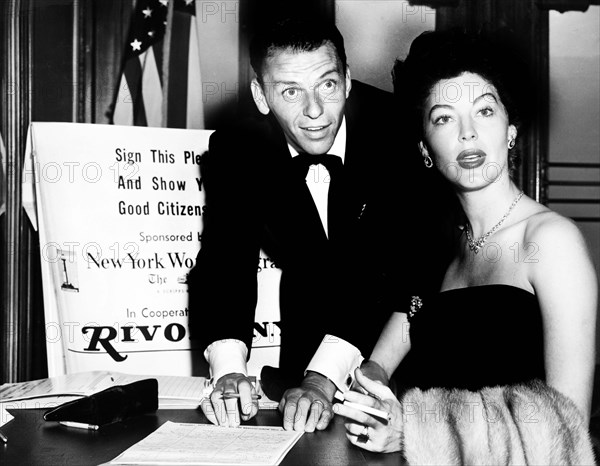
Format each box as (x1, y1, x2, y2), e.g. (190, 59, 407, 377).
(332, 106, 374, 235)
(265, 121, 328, 244)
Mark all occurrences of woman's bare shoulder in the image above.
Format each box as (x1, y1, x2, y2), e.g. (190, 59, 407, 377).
(521, 207, 594, 291)
(522, 207, 585, 247)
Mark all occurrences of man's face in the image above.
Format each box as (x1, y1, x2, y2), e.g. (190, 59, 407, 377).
(251, 43, 351, 155)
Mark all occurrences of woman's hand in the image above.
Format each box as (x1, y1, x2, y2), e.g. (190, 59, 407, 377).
(333, 368, 403, 453)
(353, 359, 389, 389)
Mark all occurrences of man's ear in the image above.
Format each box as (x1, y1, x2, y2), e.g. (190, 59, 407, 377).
(418, 141, 429, 158)
(345, 67, 352, 99)
(251, 78, 270, 115)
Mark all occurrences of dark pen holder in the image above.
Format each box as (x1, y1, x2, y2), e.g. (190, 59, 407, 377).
(43, 378, 159, 427)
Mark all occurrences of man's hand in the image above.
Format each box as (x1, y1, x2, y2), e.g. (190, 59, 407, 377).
(279, 371, 336, 432)
(201, 373, 258, 427)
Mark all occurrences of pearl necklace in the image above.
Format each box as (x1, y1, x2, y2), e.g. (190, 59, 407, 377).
(465, 191, 524, 254)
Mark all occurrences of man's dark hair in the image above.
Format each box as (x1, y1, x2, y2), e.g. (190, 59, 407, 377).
(249, 18, 347, 84)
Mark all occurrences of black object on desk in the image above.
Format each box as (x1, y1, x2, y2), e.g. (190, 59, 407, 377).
(43, 379, 158, 427)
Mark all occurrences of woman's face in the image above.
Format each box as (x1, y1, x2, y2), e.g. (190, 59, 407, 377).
(419, 72, 517, 191)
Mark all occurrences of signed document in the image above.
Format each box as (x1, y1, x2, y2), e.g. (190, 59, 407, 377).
(107, 421, 303, 465)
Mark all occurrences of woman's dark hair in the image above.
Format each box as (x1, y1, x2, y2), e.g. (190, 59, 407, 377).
(393, 28, 533, 173)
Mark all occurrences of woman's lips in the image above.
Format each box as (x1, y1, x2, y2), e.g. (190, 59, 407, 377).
(456, 149, 486, 169)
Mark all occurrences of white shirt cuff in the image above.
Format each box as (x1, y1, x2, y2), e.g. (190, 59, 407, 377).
(305, 334, 364, 393)
(204, 339, 248, 383)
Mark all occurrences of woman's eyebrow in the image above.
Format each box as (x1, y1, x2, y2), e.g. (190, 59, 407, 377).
(474, 92, 498, 104)
(428, 104, 453, 118)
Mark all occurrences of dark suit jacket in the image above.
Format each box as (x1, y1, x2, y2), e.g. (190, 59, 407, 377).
(188, 80, 454, 386)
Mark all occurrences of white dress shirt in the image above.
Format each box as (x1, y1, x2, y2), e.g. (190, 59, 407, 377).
(205, 117, 362, 393)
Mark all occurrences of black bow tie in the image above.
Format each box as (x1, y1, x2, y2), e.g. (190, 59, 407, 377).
(292, 152, 345, 240)
(292, 153, 343, 179)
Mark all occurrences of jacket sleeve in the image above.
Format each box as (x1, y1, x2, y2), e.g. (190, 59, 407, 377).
(187, 127, 262, 354)
(400, 380, 595, 464)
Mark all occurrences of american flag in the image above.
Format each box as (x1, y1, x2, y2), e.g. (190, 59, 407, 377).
(111, 0, 204, 128)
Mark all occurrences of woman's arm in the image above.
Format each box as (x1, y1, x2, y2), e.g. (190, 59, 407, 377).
(527, 213, 598, 423)
(335, 214, 598, 462)
(335, 369, 595, 463)
(366, 312, 412, 381)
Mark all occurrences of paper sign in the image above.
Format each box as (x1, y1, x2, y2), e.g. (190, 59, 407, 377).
(25, 123, 281, 377)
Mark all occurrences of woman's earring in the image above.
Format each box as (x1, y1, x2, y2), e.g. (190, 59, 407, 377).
(508, 138, 516, 149)
(419, 142, 433, 168)
(423, 154, 433, 168)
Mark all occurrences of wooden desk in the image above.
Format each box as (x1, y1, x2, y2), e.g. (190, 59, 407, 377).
(0, 409, 404, 465)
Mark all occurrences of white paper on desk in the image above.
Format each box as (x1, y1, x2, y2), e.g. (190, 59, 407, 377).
(0, 404, 14, 428)
(0, 370, 280, 410)
(108, 421, 303, 466)
(0, 371, 209, 401)
(0, 397, 83, 411)
(0, 371, 117, 401)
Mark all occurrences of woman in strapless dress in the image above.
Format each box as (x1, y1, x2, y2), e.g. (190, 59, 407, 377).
(334, 29, 597, 464)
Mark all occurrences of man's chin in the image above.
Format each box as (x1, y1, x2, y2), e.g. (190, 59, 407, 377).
(297, 139, 335, 155)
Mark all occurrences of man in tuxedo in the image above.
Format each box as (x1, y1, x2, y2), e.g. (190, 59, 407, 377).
(189, 18, 437, 432)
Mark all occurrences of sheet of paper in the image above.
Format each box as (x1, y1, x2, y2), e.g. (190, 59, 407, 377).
(0, 396, 82, 411)
(0, 371, 117, 401)
(0, 371, 278, 410)
(107, 421, 303, 466)
(0, 404, 14, 429)
(0, 371, 210, 402)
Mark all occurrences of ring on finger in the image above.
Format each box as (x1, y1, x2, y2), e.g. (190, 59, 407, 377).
(357, 425, 369, 443)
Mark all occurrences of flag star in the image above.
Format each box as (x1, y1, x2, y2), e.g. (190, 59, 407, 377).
(142, 7, 152, 18)
(147, 30, 155, 37)
(130, 39, 142, 51)
(159, 0, 168, 6)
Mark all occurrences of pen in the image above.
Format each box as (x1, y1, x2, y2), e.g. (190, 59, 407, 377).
(59, 421, 100, 431)
(0, 430, 7, 444)
(219, 393, 262, 400)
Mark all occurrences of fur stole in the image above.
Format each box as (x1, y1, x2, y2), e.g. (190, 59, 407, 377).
(401, 380, 595, 464)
